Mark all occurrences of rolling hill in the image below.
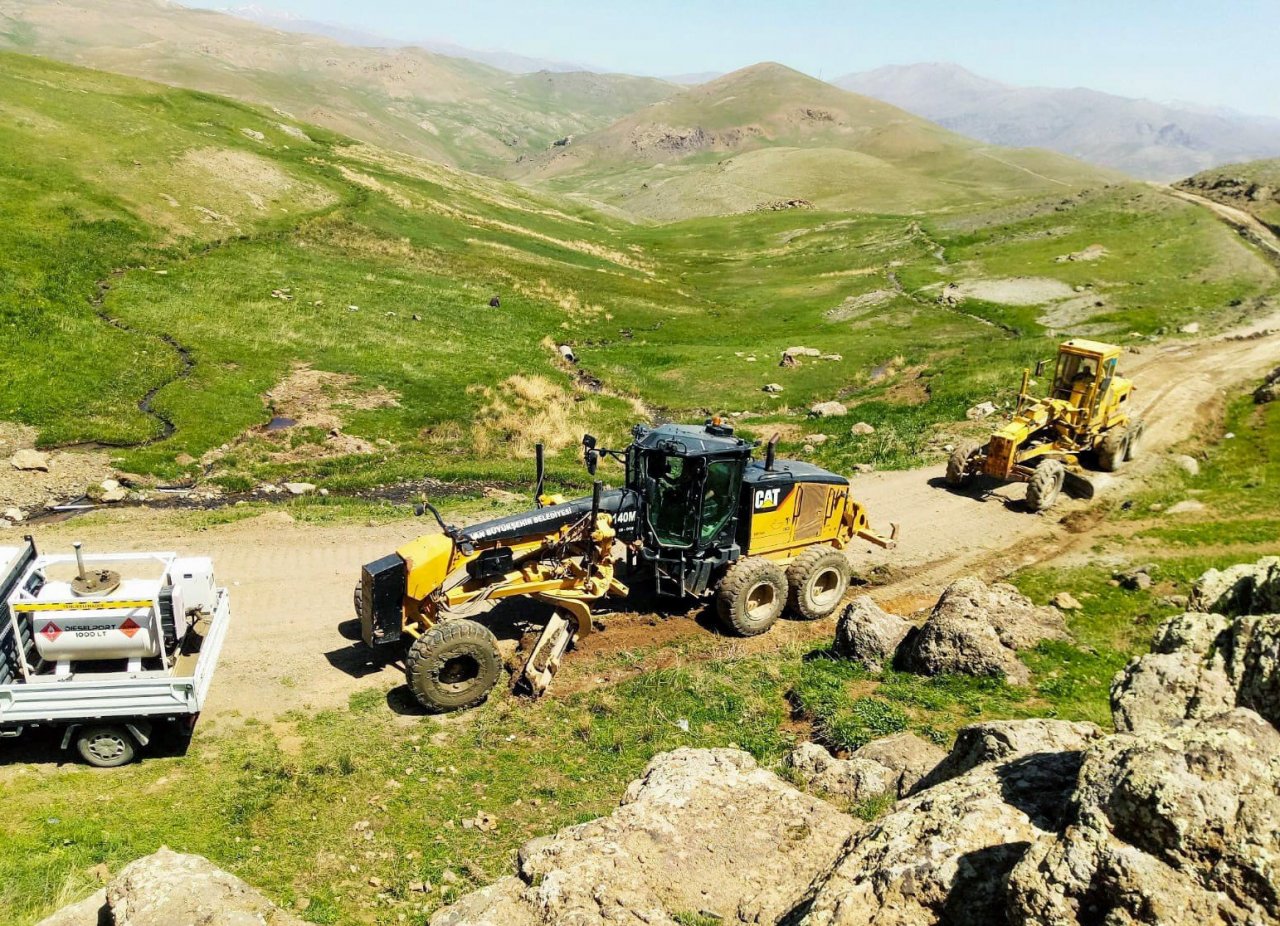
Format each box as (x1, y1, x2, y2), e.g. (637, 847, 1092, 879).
(0, 0, 677, 171)
(836, 63, 1280, 181)
(516, 62, 1116, 220)
(1176, 158, 1280, 232)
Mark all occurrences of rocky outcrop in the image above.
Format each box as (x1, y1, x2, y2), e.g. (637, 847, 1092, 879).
(1008, 709, 1280, 926)
(1254, 365, 1279, 404)
(898, 577, 1068, 685)
(1190, 555, 1280, 615)
(788, 734, 946, 803)
(833, 597, 912, 671)
(1112, 606, 1280, 732)
(801, 744, 1085, 925)
(787, 741, 898, 804)
(37, 848, 304, 926)
(432, 748, 857, 926)
(911, 719, 1102, 793)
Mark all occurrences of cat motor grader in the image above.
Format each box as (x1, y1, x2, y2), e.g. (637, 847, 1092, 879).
(357, 420, 896, 712)
(945, 338, 1143, 511)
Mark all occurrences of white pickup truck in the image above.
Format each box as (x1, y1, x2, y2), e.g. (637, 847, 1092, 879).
(0, 537, 231, 766)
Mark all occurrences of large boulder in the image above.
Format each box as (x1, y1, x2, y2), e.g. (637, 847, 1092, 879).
(431, 748, 858, 926)
(1228, 614, 1280, 727)
(1190, 556, 1280, 616)
(899, 577, 1069, 686)
(1008, 709, 1280, 926)
(901, 607, 1030, 685)
(930, 577, 1069, 651)
(834, 597, 912, 671)
(38, 848, 304, 926)
(799, 747, 1085, 925)
(912, 719, 1102, 793)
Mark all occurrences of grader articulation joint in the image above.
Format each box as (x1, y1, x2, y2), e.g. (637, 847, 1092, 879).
(946, 338, 1143, 511)
(357, 419, 896, 712)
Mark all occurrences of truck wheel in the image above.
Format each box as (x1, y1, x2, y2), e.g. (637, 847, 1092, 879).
(1097, 426, 1129, 472)
(787, 547, 852, 620)
(406, 620, 502, 713)
(946, 441, 980, 487)
(352, 581, 362, 619)
(1125, 419, 1144, 461)
(1026, 460, 1066, 512)
(76, 725, 137, 768)
(717, 558, 788, 636)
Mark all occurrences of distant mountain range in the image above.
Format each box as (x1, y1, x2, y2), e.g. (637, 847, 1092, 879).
(835, 63, 1280, 181)
(221, 4, 592, 74)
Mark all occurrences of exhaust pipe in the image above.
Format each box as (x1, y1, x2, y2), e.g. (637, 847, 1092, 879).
(765, 433, 779, 471)
(534, 442, 546, 508)
(73, 542, 86, 581)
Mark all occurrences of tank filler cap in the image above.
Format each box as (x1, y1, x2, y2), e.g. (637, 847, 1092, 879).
(69, 542, 121, 597)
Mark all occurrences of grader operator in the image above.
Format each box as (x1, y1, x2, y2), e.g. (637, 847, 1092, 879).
(357, 420, 896, 712)
(946, 338, 1143, 511)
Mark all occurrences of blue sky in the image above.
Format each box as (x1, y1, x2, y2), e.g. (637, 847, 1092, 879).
(201, 0, 1280, 116)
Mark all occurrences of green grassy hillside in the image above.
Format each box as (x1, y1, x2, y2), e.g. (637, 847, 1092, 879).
(0, 51, 1274, 499)
(0, 0, 677, 172)
(519, 63, 1116, 220)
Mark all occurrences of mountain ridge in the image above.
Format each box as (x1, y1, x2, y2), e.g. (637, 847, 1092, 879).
(836, 62, 1280, 180)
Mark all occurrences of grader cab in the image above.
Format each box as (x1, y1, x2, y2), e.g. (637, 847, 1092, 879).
(357, 420, 896, 712)
(946, 339, 1142, 511)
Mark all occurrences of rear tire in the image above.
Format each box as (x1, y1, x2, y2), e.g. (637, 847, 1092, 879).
(76, 724, 137, 768)
(1096, 426, 1129, 472)
(946, 441, 980, 487)
(1026, 460, 1066, 512)
(406, 619, 502, 713)
(717, 558, 788, 636)
(787, 547, 852, 620)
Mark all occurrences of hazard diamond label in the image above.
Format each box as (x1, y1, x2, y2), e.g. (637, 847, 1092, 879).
(39, 622, 62, 642)
(118, 618, 141, 639)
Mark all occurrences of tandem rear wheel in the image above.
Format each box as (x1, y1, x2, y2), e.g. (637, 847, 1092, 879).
(786, 547, 852, 620)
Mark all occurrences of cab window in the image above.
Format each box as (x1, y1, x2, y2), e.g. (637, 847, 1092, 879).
(1054, 353, 1098, 401)
(699, 460, 738, 544)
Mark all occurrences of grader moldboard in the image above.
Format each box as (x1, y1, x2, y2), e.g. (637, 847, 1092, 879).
(946, 338, 1143, 511)
(357, 420, 897, 712)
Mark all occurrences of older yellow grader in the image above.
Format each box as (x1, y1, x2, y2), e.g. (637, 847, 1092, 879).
(946, 338, 1142, 511)
(357, 420, 896, 712)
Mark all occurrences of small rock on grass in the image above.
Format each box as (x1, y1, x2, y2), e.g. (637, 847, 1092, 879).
(1051, 591, 1082, 611)
(810, 401, 847, 418)
(850, 422, 875, 436)
(283, 482, 317, 496)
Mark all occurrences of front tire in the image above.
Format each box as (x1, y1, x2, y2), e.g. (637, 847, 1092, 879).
(1096, 426, 1129, 472)
(1026, 460, 1066, 512)
(406, 620, 502, 712)
(946, 441, 980, 487)
(787, 547, 852, 620)
(717, 558, 788, 636)
(76, 724, 137, 768)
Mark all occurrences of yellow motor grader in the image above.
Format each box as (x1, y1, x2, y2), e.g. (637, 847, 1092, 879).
(946, 338, 1142, 511)
(357, 420, 896, 712)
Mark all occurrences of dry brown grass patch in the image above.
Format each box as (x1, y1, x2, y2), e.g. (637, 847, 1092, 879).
(469, 375, 589, 456)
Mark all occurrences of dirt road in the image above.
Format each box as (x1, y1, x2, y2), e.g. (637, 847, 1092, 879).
(1163, 185, 1280, 264)
(22, 304, 1278, 721)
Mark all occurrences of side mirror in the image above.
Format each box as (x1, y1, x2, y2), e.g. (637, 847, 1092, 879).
(582, 434, 597, 450)
(585, 448, 599, 475)
(1034, 359, 1049, 377)
(414, 503, 426, 517)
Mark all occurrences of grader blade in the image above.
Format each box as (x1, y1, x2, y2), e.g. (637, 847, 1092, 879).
(522, 612, 575, 697)
(1062, 469, 1116, 500)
